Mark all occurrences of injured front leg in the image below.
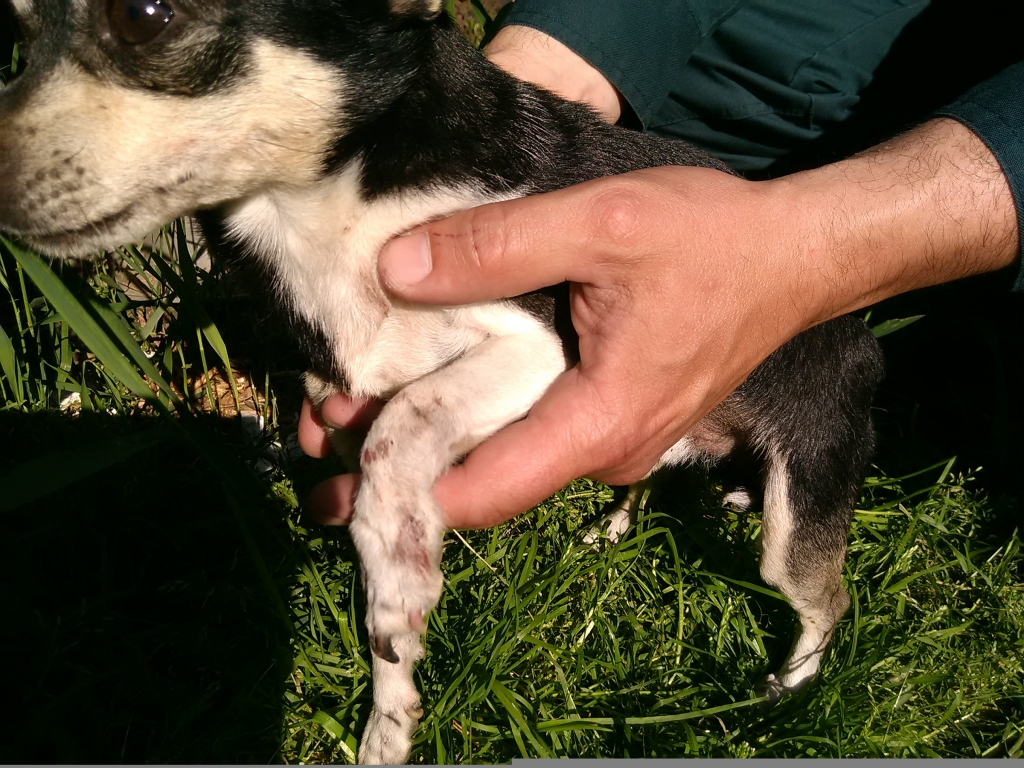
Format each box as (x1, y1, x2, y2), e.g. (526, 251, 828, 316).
(349, 330, 566, 764)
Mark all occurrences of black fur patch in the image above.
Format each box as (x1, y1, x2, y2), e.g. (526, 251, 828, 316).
(737, 315, 884, 563)
(315, 19, 730, 198)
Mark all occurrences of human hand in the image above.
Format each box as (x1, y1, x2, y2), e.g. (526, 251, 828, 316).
(301, 166, 818, 527)
(482, 24, 624, 122)
(300, 23, 641, 528)
(300, 116, 1018, 530)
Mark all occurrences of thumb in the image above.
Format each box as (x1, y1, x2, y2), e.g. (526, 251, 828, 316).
(378, 181, 614, 304)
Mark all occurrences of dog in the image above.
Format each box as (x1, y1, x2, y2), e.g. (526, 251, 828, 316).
(0, 0, 884, 762)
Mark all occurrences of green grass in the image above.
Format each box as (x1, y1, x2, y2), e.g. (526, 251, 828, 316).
(2, 7, 1023, 761)
(278, 466, 1024, 761)
(4, 403, 1019, 760)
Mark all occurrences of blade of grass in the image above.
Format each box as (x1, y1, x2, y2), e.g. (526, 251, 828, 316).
(871, 315, 924, 339)
(3, 237, 169, 408)
(174, 222, 240, 394)
(0, 323, 23, 405)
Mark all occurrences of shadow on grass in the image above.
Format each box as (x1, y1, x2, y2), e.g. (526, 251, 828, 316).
(0, 410, 301, 763)
(648, 463, 798, 682)
(870, 273, 1024, 533)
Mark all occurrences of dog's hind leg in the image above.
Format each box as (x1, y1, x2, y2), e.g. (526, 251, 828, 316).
(350, 329, 565, 764)
(583, 480, 648, 546)
(740, 315, 882, 701)
(755, 447, 855, 701)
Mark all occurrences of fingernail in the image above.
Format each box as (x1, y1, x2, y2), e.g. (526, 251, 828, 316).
(380, 232, 431, 289)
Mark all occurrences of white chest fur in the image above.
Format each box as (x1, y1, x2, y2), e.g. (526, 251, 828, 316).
(223, 164, 541, 396)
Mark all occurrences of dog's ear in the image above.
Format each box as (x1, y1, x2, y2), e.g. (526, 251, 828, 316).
(388, 0, 444, 21)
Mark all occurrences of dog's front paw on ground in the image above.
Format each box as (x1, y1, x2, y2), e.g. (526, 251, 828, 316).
(358, 701, 423, 765)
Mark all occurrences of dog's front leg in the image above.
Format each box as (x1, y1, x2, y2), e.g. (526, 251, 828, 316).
(350, 330, 565, 764)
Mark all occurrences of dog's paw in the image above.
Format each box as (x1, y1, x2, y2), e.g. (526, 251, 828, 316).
(755, 673, 787, 705)
(361, 555, 442, 662)
(755, 670, 815, 706)
(722, 488, 754, 510)
(350, 495, 444, 662)
(583, 484, 646, 548)
(582, 505, 633, 547)
(358, 701, 423, 765)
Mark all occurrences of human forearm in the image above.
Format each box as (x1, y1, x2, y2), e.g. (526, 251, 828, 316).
(775, 118, 1019, 327)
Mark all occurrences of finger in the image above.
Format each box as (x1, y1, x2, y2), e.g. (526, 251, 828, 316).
(378, 178, 640, 303)
(434, 369, 645, 528)
(307, 473, 362, 525)
(433, 416, 576, 528)
(320, 393, 384, 431)
(298, 397, 333, 458)
(484, 26, 623, 122)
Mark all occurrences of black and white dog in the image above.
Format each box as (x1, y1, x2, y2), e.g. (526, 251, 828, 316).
(0, 0, 884, 761)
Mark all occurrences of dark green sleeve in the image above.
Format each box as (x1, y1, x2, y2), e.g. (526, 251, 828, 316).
(933, 62, 1024, 290)
(501, 0, 747, 127)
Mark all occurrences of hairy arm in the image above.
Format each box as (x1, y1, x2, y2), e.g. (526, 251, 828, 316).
(779, 117, 1018, 321)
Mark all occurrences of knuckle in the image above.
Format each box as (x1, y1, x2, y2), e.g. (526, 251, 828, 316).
(587, 183, 647, 250)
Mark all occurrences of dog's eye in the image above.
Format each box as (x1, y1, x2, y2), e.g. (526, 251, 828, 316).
(107, 0, 175, 45)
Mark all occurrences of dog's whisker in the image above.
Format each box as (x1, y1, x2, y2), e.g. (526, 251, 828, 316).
(252, 138, 320, 156)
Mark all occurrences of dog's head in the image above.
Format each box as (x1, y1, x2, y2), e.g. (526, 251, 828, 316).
(0, 0, 444, 256)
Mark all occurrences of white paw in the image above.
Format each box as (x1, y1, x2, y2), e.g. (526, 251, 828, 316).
(361, 560, 442, 662)
(583, 506, 633, 546)
(349, 487, 444, 663)
(755, 673, 787, 704)
(358, 701, 423, 764)
(755, 669, 816, 705)
(583, 484, 646, 547)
